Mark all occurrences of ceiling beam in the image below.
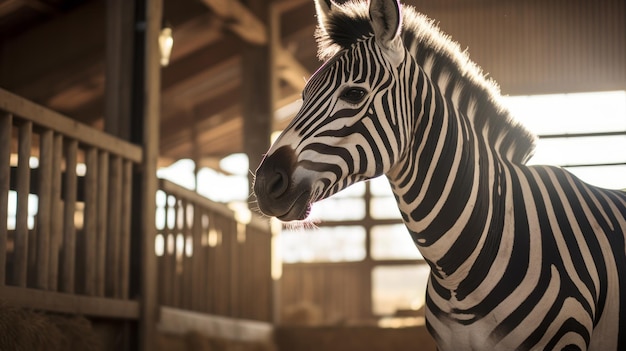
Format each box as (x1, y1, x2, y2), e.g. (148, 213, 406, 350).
(0, 0, 105, 90)
(198, 0, 267, 44)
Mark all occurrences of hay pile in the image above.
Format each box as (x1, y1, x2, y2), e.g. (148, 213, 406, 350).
(0, 300, 100, 351)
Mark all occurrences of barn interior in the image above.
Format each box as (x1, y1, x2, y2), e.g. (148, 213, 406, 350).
(0, 0, 625, 350)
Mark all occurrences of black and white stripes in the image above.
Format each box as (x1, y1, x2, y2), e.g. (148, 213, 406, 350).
(253, 1, 626, 350)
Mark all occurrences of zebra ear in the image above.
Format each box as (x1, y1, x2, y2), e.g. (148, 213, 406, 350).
(314, 0, 333, 34)
(369, 0, 404, 63)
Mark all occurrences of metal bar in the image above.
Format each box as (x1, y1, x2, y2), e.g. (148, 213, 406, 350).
(561, 162, 626, 168)
(538, 131, 626, 139)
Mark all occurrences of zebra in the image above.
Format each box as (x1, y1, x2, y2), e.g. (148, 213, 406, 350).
(253, 0, 626, 350)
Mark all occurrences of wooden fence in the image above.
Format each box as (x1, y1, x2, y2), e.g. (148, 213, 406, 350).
(0, 88, 140, 318)
(0, 88, 274, 344)
(157, 179, 273, 322)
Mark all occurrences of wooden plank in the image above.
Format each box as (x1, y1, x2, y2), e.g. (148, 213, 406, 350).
(60, 139, 77, 293)
(82, 147, 98, 295)
(0, 285, 139, 319)
(48, 134, 63, 291)
(158, 306, 273, 342)
(0, 113, 11, 285)
(95, 151, 109, 297)
(106, 155, 122, 298)
(35, 130, 53, 289)
(119, 160, 132, 298)
(0, 88, 142, 162)
(13, 121, 32, 287)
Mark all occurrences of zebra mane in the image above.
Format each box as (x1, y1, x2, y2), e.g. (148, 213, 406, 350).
(315, 1, 536, 164)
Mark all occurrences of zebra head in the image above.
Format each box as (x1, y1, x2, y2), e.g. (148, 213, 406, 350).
(254, 0, 412, 221)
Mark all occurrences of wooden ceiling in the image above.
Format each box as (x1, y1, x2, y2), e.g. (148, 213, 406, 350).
(0, 0, 323, 167)
(1, 0, 625, 168)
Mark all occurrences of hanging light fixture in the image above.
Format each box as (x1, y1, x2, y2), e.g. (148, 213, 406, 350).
(158, 22, 173, 67)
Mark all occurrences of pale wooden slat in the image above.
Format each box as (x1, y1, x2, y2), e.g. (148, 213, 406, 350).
(48, 134, 63, 291)
(82, 147, 98, 295)
(95, 151, 109, 297)
(0, 88, 142, 163)
(0, 113, 11, 285)
(164, 194, 176, 307)
(60, 139, 77, 293)
(106, 155, 122, 298)
(13, 121, 32, 287)
(190, 204, 203, 311)
(35, 130, 53, 289)
(119, 160, 132, 299)
(181, 199, 193, 309)
(173, 198, 181, 308)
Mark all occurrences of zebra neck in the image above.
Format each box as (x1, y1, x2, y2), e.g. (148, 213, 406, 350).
(387, 71, 508, 289)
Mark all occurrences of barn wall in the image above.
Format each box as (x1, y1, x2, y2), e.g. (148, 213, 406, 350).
(416, 0, 626, 95)
(280, 263, 373, 324)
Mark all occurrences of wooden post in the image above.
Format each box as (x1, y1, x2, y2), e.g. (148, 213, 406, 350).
(105, 0, 134, 139)
(241, 0, 276, 193)
(129, 0, 162, 349)
(0, 113, 11, 285)
(241, 0, 281, 324)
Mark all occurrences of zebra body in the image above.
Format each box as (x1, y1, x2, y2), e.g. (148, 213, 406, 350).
(253, 0, 626, 350)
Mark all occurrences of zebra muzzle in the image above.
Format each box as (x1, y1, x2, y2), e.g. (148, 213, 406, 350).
(254, 145, 312, 221)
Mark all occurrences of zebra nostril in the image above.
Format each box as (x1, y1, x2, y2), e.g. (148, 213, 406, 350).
(268, 168, 290, 199)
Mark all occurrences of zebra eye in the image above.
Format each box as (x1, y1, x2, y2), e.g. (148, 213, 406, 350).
(339, 87, 367, 104)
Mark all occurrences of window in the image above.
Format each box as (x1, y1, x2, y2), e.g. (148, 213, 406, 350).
(280, 226, 366, 263)
(372, 265, 430, 315)
(371, 224, 423, 260)
(503, 90, 626, 189)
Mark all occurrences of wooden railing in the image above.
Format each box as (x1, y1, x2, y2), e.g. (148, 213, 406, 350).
(0, 88, 141, 317)
(157, 179, 274, 322)
(0, 88, 275, 333)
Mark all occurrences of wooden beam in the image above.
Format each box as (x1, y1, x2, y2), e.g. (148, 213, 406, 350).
(162, 41, 240, 96)
(277, 47, 309, 91)
(198, 0, 267, 44)
(0, 0, 105, 90)
(0, 285, 140, 319)
(19, 0, 61, 14)
(167, 12, 224, 62)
